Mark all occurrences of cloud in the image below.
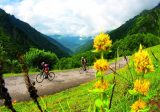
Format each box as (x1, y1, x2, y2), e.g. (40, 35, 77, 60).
(0, 0, 159, 36)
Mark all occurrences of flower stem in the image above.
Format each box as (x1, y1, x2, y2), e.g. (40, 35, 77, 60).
(100, 73, 104, 112)
(101, 51, 104, 59)
(124, 56, 134, 83)
(109, 67, 132, 84)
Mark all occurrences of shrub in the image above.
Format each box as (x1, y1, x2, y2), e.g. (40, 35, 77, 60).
(24, 48, 58, 70)
(54, 51, 98, 70)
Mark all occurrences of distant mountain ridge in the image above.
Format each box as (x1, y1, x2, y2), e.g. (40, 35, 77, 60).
(50, 35, 92, 52)
(77, 3, 160, 53)
(76, 39, 93, 53)
(0, 8, 70, 58)
(46, 36, 73, 55)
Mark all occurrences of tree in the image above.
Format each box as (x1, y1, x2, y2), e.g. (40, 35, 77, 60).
(24, 48, 58, 70)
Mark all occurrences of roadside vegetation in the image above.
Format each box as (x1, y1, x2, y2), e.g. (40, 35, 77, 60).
(0, 44, 116, 75)
(0, 34, 160, 112)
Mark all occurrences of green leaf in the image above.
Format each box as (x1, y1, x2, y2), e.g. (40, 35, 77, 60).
(104, 84, 115, 93)
(92, 50, 98, 53)
(95, 98, 103, 108)
(95, 71, 103, 78)
(144, 94, 152, 101)
(90, 88, 103, 94)
(139, 107, 150, 112)
(143, 91, 156, 101)
(103, 93, 108, 100)
(94, 104, 99, 112)
(108, 84, 114, 90)
(128, 89, 138, 95)
(103, 98, 110, 107)
(88, 103, 92, 112)
(105, 108, 110, 112)
(108, 50, 112, 53)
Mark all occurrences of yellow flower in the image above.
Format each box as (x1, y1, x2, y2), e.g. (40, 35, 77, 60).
(134, 79, 150, 95)
(12, 100, 17, 105)
(93, 33, 112, 51)
(95, 80, 109, 90)
(94, 59, 109, 72)
(133, 45, 154, 74)
(131, 99, 146, 112)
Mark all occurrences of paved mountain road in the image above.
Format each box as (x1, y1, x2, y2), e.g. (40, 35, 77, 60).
(0, 57, 128, 104)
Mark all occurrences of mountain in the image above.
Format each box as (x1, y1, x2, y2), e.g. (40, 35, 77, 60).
(76, 39, 93, 53)
(50, 35, 92, 52)
(77, 3, 160, 53)
(46, 36, 73, 55)
(109, 4, 160, 41)
(0, 8, 69, 58)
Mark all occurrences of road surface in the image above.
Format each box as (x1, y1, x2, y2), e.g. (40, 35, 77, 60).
(0, 57, 128, 104)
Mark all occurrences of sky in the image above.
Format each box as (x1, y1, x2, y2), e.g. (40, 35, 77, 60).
(0, 0, 159, 37)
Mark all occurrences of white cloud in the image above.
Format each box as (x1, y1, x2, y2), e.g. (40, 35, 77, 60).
(0, 0, 159, 36)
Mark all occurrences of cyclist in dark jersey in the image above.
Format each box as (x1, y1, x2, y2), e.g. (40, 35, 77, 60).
(41, 62, 49, 78)
(81, 57, 87, 71)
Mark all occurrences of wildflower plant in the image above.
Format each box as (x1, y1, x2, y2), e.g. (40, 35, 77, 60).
(133, 44, 154, 74)
(131, 99, 146, 112)
(94, 59, 109, 73)
(89, 33, 114, 112)
(133, 79, 150, 96)
(129, 44, 154, 112)
(93, 33, 112, 52)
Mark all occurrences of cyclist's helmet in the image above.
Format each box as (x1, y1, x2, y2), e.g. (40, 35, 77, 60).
(44, 64, 48, 67)
(41, 62, 45, 66)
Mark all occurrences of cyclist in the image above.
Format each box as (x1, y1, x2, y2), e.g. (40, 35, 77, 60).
(81, 57, 87, 71)
(41, 62, 49, 78)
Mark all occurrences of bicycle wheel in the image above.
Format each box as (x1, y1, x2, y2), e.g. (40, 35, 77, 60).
(86, 66, 89, 73)
(48, 72, 55, 81)
(36, 74, 44, 83)
(79, 67, 84, 74)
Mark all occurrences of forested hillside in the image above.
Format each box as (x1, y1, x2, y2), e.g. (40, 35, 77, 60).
(77, 3, 160, 56)
(0, 8, 69, 58)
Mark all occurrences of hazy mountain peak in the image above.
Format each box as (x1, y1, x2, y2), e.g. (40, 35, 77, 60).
(50, 35, 92, 52)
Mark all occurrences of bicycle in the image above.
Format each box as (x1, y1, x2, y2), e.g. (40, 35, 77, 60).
(36, 70, 55, 83)
(79, 66, 89, 74)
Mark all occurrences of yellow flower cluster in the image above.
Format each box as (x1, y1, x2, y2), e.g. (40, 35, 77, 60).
(95, 80, 109, 90)
(93, 59, 109, 72)
(93, 33, 112, 51)
(131, 99, 146, 112)
(133, 45, 154, 74)
(134, 79, 150, 95)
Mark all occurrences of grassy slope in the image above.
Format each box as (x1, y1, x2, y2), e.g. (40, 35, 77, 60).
(0, 45, 160, 112)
